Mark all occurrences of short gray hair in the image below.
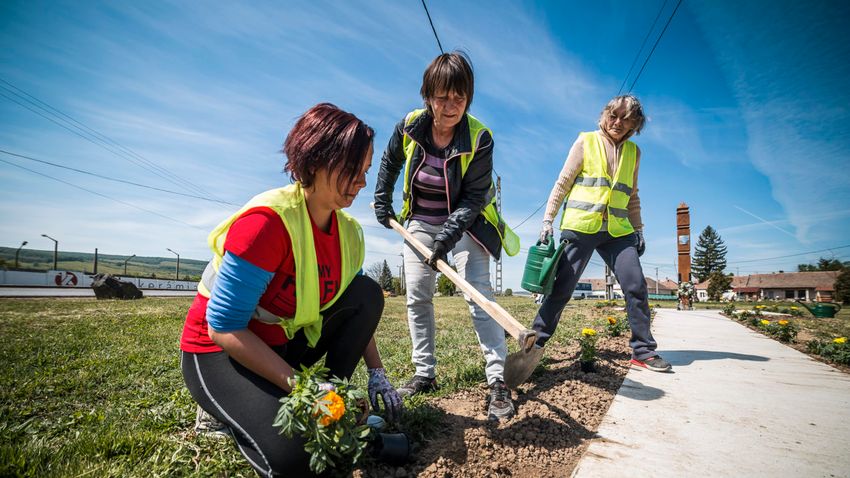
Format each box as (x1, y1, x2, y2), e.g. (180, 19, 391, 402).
(598, 95, 646, 136)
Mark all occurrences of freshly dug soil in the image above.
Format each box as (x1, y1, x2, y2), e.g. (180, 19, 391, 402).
(357, 336, 631, 477)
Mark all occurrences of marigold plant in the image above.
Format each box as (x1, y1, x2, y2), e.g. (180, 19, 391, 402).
(273, 363, 370, 474)
(605, 316, 628, 337)
(807, 337, 850, 366)
(579, 327, 598, 362)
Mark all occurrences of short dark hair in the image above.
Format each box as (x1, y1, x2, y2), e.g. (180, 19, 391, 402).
(420, 51, 474, 115)
(283, 103, 374, 190)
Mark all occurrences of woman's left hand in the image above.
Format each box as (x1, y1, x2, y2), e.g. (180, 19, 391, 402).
(636, 230, 646, 257)
(367, 368, 403, 423)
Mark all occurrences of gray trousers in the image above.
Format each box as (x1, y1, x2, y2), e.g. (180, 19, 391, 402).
(403, 220, 507, 384)
(531, 228, 658, 360)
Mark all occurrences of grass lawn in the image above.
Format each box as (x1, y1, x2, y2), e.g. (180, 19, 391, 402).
(0, 295, 624, 477)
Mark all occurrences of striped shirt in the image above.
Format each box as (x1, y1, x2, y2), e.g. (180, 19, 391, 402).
(410, 151, 449, 224)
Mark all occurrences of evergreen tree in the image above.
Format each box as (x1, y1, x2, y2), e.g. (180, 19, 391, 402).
(835, 269, 850, 305)
(692, 225, 727, 283)
(707, 271, 732, 301)
(377, 260, 394, 292)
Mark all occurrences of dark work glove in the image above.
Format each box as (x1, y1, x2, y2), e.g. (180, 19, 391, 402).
(424, 241, 448, 271)
(636, 230, 646, 257)
(375, 207, 396, 229)
(367, 368, 403, 423)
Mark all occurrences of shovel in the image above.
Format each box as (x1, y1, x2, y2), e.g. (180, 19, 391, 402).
(380, 214, 543, 389)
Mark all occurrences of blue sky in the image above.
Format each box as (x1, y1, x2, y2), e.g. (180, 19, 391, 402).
(2, 0, 849, 290)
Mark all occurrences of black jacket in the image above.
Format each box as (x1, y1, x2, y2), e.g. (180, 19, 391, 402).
(373, 110, 503, 259)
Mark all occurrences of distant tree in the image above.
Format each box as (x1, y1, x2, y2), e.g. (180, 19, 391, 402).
(378, 260, 394, 292)
(391, 277, 404, 296)
(692, 226, 728, 283)
(436, 273, 456, 296)
(797, 257, 846, 272)
(707, 272, 732, 301)
(834, 269, 850, 305)
(504, 288, 513, 296)
(364, 262, 383, 283)
(0, 258, 7, 270)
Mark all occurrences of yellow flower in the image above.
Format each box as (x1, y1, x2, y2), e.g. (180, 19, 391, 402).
(760, 319, 770, 326)
(315, 391, 346, 426)
(790, 306, 798, 310)
(834, 337, 847, 344)
(778, 320, 789, 326)
(755, 305, 765, 309)
(607, 316, 617, 325)
(581, 328, 597, 337)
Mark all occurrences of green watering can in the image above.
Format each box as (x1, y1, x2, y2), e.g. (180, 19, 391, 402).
(795, 300, 842, 318)
(521, 237, 566, 296)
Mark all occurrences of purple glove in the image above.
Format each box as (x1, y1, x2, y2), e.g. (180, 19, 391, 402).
(367, 368, 403, 423)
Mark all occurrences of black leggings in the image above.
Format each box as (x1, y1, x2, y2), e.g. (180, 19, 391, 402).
(182, 276, 384, 477)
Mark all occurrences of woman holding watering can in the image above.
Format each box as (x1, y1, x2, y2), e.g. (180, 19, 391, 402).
(180, 103, 402, 477)
(373, 52, 520, 421)
(532, 95, 671, 372)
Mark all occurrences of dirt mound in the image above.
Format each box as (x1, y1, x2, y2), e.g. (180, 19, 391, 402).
(358, 336, 631, 477)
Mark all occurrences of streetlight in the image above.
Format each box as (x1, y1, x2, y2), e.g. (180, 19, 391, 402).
(166, 248, 180, 280)
(41, 234, 58, 270)
(123, 254, 136, 276)
(15, 241, 28, 269)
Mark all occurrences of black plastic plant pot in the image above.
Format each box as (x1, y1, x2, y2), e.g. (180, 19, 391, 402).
(580, 360, 596, 373)
(371, 432, 411, 465)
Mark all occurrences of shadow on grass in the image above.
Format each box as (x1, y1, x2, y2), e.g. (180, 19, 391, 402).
(662, 350, 769, 366)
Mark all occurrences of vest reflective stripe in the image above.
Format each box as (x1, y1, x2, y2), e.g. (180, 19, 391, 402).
(198, 183, 364, 347)
(398, 109, 520, 257)
(560, 132, 636, 237)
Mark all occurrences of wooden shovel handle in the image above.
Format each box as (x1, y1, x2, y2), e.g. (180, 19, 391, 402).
(386, 217, 530, 343)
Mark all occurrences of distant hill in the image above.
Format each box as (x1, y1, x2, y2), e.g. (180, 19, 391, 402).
(0, 247, 208, 280)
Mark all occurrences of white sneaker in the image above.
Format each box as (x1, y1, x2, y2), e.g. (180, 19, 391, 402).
(194, 405, 230, 438)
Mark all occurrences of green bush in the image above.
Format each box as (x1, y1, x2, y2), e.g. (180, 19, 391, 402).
(721, 303, 736, 316)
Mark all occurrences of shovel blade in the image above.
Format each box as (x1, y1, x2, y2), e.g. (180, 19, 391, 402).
(504, 345, 545, 389)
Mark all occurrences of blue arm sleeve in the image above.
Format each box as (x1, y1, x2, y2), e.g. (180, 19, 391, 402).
(206, 251, 275, 332)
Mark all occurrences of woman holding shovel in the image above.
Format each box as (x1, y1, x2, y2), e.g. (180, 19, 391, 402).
(179, 103, 402, 477)
(532, 94, 671, 372)
(373, 51, 520, 421)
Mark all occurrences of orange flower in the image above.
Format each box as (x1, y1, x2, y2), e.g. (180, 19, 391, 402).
(315, 391, 346, 426)
(778, 320, 789, 326)
(607, 317, 617, 325)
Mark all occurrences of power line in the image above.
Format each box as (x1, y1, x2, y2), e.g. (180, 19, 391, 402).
(0, 149, 238, 206)
(512, 200, 546, 230)
(628, 0, 684, 93)
(0, 157, 204, 229)
(618, 0, 670, 96)
(420, 0, 444, 54)
(726, 244, 850, 265)
(0, 78, 221, 201)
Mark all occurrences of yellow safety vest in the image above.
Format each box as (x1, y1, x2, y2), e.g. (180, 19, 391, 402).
(198, 183, 365, 347)
(560, 132, 636, 237)
(398, 109, 520, 256)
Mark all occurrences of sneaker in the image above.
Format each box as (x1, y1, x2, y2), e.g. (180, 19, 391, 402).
(397, 375, 439, 397)
(194, 405, 231, 438)
(486, 380, 515, 421)
(630, 355, 673, 372)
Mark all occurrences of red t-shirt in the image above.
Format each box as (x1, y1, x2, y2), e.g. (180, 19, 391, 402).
(179, 207, 342, 353)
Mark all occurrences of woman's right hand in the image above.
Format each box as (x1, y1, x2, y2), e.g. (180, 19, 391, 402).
(539, 220, 554, 244)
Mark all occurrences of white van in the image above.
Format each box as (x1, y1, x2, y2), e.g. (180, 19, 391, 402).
(572, 282, 592, 299)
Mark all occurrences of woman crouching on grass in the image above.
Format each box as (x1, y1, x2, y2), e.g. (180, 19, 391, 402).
(179, 103, 402, 477)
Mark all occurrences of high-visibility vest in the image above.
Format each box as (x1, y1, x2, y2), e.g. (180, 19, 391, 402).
(398, 109, 520, 256)
(559, 132, 636, 237)
(198, 183, 364, 347)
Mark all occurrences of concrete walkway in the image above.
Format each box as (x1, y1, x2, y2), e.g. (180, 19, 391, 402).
(572, 308, 850, 478)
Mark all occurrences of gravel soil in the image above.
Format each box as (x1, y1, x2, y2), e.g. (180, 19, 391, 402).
(356, 336, 631, 477)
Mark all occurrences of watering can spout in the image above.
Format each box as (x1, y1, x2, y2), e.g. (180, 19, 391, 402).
(794, 300, 815, 314)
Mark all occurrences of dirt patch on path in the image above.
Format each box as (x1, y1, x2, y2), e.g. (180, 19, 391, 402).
(357, 337, 631, 477)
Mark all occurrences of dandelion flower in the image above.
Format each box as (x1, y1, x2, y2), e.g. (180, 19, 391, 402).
(834, 337, 847, 344)
(581, 328, 597, 337)
(607, 317, 617, 325)
(790, 306, 798, 310)
(760, 319, 770, 326)
(778, 320, 789, 326)
(316, 391, 346, 426)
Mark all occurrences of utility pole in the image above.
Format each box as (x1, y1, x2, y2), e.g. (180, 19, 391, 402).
(655, 267, 659, 295)
(398, 253, 405, 293)
(494, 175, 503, 295)
(41, 234, 58, 270)
(605, 265, 614, 300)
(93, 248, 98, 274)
